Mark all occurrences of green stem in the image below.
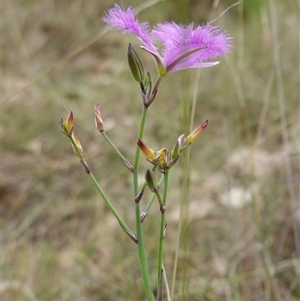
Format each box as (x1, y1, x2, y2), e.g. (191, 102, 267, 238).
(101, 131, 131, 167)
(69, 136, 137, 242)
(155, 189, 164, 207)
(89, 172, 137, 242)
(133, 105, 148, 190)
(133, 106, 155, 301)
(157, 170, 169, 298)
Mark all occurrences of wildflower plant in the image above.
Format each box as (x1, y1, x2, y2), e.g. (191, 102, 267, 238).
(60, 4, 232, 300)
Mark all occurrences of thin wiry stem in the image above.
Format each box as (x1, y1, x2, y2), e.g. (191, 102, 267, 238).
(157, 170, 169, 299)
(101, 131, 129, 164)
(133, 106, 155, 301)
(68, 135, 137, 242)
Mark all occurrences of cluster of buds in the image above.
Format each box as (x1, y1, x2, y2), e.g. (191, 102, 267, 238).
(127, 44, 157, 107)
(137, 119, 208, 173)
(137, 139, 177, 173)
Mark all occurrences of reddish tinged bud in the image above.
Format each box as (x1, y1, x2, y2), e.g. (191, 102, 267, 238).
(94, 103, 104, 132)
(137, 139, 155, 160)
(60, 111, 74, 136)
(135, 190, 144, 203)
(65, 111, 74, 133)
(186, 120, 208, 144)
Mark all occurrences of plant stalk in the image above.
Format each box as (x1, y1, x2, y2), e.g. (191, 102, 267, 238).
(69, 136, 137, 242)
(133, 106, 155, 301)
(157, 170, 169, 298)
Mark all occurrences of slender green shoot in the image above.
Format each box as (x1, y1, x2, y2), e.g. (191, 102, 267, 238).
(133, 106, 155, 301)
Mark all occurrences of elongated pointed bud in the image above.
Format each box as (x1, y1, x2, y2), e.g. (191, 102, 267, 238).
(60, 111, 74, 136)
(65, 111, 74, 133)
(171, 140, 180, 159)
(145, 169, 158, 193)
(186, 120, 208, 144)
(137, 139, 155, 160)
(71, 133, 84, 158)
(135, 190, 144, 203)
(94, 103, 104, 132)
(127, 43, 144, 83)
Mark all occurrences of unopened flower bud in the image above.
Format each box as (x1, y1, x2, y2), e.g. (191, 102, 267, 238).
(171, 140, 180, 159)
(71, 133, 84, 158)
(94, 103, 104, 132)
(137, 139, 155, 160)
(186, 120, 208, 144)
(128, 43, 144, 83)
(145, 169, 158, 192)
(60, 111, 74, 136)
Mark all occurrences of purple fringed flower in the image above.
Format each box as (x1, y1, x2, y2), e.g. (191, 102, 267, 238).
(102, 4, 232, 75)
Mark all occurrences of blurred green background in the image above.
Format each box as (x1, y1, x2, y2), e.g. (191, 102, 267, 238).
(2, 0, 299, 300)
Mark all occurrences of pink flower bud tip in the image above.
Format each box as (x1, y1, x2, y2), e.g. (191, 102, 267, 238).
(186, 120, 208, 144)
(60, 111, 74, 136)
(137, 139, 155, 160)
(65, 111, 74, 132)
